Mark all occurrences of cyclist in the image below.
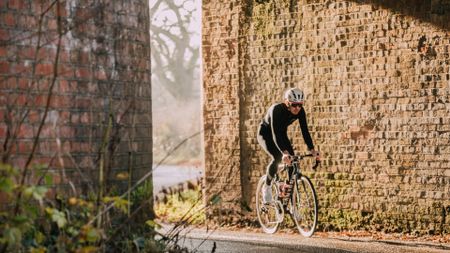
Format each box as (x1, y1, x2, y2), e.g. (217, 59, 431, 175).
(257, 87, 320, 203)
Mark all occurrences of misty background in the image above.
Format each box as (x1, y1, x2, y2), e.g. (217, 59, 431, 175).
(150, 0, 202, 166)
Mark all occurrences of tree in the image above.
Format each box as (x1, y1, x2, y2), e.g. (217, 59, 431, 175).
(150, 0, 202, 165)
(150, 0, 200, 102)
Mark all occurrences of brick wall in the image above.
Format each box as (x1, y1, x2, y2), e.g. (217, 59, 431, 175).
(0, 0, 152, 196)
(203, 0, 450, 234)
(202, 0, 243, 223)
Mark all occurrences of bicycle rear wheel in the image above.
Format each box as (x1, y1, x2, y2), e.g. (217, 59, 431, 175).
(290, 175, 318, 237)
(256, 175, 282, 234)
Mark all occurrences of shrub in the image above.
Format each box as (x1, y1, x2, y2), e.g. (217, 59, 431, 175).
(0, 163, 177, 253)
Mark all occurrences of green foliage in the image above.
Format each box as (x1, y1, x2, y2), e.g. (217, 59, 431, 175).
(0, 163, 105, 252)
(131, 180, 153, 203)
(209, 194, 222, 206)
(145, 220, 162, 230)
(155, 187, 205, 224)
(45, 208, 67, 228)
(103, 196, 130, 214)
(0, 163, 174, 253)
(24, 186, 48, 204)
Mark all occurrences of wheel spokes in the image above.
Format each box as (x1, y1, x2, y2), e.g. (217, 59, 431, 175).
(256, 176, 281, 234)
(291, 177, 317, 237)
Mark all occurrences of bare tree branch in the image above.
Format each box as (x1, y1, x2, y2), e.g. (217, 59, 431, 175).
(14, 0, 64, 215)
(150, 0, 200, 101)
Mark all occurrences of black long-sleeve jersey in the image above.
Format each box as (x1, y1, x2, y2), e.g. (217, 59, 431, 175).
(259, 103, 314, 155)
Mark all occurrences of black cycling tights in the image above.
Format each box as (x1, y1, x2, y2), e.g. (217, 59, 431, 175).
(257, 133, 282, 185)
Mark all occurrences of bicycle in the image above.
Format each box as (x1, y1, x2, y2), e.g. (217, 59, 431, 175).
(255, 154, 320, 237)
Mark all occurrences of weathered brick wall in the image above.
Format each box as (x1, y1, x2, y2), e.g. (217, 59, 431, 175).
(203, 0, 450, 234)
(0, 0, 152, 195)
(202, 0, 244, 223)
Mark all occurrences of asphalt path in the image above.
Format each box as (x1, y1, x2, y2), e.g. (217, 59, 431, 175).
(159, 226, 450, 253)
(180, 238, 308, 253)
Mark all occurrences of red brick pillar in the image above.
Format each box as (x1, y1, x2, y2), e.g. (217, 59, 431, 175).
(0, 1, 152, 197)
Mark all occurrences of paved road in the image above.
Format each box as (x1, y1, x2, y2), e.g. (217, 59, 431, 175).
(159, 226, 450, 253)
(180, 238, 309, 253)
(152, 164, 202, 194)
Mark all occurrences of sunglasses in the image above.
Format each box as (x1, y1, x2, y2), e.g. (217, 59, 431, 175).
(289, 103, 303, 108)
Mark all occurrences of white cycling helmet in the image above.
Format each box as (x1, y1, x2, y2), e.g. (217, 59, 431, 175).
(284, 88, 304, 103)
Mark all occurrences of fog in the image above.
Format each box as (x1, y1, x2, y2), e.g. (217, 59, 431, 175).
(150, 0, 202, 165)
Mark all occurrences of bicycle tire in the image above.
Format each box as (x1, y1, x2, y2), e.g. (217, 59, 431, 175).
(290, 175, 318, 237)
(255, 175, 281, 234)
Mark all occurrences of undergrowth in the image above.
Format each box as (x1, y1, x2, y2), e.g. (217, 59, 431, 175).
(0, 163, 190, 253)
(155, 187, 205, 225)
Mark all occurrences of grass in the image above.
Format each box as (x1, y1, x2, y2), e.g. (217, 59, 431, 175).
(155, 187, 205, 225)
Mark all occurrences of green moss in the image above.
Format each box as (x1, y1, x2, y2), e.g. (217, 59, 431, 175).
(251, 0, 292, 35)
(315, 176, 449, 235)
(252, 1, 274, 35)
(318, 205, 450, 235)
(319, 209, 364, 231)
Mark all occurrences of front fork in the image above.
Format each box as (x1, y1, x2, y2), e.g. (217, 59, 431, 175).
(285, 174, 300, 215)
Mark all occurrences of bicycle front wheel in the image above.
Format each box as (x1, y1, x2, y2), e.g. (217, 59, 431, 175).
(256, 175, 281, 234)
(290, 175, 318, 237)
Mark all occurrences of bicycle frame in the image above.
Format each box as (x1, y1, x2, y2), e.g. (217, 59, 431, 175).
(256, 153, 319, 235)
(275, 154, 317, 205)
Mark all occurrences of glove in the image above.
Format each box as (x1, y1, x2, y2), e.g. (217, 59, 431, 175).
(282, 151, 292, 165)
(310, 149, 321, 161)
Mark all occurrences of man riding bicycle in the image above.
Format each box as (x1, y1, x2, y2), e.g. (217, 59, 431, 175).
(257, 87, 320, 203)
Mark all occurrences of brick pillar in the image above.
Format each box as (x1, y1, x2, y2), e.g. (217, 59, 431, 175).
(202, 0, 245, 223)
(0, 0, 152, 199)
